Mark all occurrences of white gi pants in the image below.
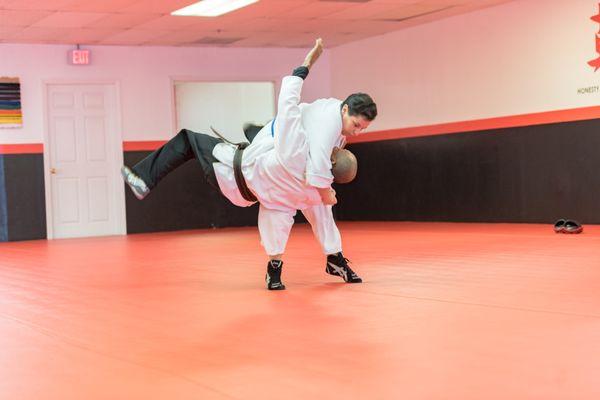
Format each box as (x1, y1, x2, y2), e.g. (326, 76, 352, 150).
(258, 204, 342, 256)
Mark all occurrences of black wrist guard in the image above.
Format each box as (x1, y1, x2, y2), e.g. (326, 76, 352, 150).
(292, 66, 309, 80)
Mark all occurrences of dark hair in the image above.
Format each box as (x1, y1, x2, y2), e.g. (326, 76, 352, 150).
(342, 93, 377, 121)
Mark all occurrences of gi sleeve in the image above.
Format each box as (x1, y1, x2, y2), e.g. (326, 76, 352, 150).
(305, 116, 340, 188)
(273, 75, 307, 174)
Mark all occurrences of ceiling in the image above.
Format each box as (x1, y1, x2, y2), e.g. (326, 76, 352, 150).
(0, 0, 514, 48)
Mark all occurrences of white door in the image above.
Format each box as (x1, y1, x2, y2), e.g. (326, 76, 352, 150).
(46, 83, 125, 239)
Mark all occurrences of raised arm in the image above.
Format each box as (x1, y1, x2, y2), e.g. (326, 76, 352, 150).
(276, 38, 323, 121)
(302, 38, 323, 69)
(272, 39, 324, 174)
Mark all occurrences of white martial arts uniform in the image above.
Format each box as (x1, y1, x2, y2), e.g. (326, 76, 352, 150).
(211, 75, 340, 256)
(210, 81, 346, 256)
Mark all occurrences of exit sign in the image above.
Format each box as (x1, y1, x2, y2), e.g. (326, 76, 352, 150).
(68, 49, 91, 65)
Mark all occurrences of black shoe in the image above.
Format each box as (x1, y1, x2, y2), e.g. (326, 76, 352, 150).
(243, 123, 264, 144)
(564, 220, 583, 234)
(326, 253, 362, 283)
(266, 260, 286, 290)
(553, 219, 566, 233)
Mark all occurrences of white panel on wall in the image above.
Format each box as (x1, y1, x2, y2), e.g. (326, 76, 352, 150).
(174, 81, 275, 143)
(57, 178, 79, 223)
(83, 92, 105, 109)
(54, 117, 77, 162)
(51, 92, 75, 109)
(87, 177, 109, 222)
(85, 117, 107, 161)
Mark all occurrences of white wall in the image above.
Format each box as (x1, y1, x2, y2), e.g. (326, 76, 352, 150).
(0, 44, 332, 144)
(175, 81, 275, 143)
(330, 0, 600, 132)
(2, 0, 598, 145)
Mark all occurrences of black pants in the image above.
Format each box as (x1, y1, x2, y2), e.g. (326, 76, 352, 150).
(132, 129, 221, 190)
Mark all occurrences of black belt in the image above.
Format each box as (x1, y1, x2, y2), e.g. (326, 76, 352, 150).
(233, 143, 257, 202)
(211, 127, 257, 203)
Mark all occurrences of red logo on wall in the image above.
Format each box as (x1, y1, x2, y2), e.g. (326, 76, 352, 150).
(589, 3, 600, 71)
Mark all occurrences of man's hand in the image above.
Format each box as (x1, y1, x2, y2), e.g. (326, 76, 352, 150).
(302, 38, 323, 70)
(317, 186, 337, 205)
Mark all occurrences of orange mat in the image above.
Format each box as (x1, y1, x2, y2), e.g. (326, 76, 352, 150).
(1, 222, 599, 399)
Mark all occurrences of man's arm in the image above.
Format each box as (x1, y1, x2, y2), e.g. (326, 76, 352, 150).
(276, 38, 323, 127)
(297, 39, 339, 205)
(303, 39, 338, 205)
(274, 38, 337, 205)
(273, 39, 324, 168)
(303, 38, 323, 69)
(295, 39, 342, 197)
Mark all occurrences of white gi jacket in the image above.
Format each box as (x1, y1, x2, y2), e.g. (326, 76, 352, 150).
(211, 75, 342, 255)
(249, 98, 346, 188)
(300, 98, 346, 188)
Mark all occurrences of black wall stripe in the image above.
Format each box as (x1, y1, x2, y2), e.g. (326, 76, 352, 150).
(3, 154, 46, 241)
(0, 155, 7, 242)
(2, 118, 599, 242)
(336, 118, 600, 224)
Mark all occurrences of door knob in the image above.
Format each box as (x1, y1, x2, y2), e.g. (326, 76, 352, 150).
(50, 168, 56, 174)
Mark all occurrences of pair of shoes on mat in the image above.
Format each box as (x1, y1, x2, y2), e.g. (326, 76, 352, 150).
(266, 253, 363, 290)
(554, 219, 583, 234)
(121, 166, 150, 200)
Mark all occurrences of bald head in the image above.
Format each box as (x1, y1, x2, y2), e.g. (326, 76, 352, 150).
(331, 148, 358, 184)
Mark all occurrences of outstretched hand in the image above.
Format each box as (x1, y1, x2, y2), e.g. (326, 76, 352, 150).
(302, 38, 323, 69)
